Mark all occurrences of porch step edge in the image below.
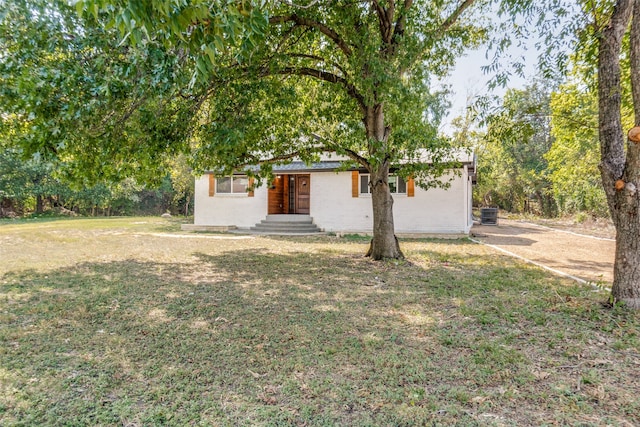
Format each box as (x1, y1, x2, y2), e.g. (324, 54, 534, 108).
(265, 214, 313, 223)
(251, 225, 321, 232)
(259, 221, 315, 228)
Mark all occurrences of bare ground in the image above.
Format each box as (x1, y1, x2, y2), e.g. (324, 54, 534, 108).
(472, 218, 615, 286)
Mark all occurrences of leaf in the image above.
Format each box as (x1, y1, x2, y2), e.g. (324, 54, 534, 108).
(75, 0, 84, 17)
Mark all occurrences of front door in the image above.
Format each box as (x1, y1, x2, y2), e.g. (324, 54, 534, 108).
(295, 175, 310, 214)
(268, 174, 311, 214)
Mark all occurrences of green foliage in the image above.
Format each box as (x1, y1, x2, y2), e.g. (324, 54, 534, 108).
(546, 82, 609, 217)
(76, 0, 269, 74)
(474, 71, 616, 219)
(0, 0, 578, 251)
(0, 147, 191, 217)
(0, 147, 53, 214)
(168, 154, 195, 216)
(176, 0, 486, 187)
(476, 80, 557, 216)
(0, 0, 193, 184)
(1, 0, 533, 185)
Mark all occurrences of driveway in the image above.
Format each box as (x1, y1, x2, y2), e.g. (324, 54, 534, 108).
(471, 219, 615, 286)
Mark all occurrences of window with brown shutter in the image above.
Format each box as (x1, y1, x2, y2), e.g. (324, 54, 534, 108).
(248, 177, 255, 197)
(352, 171, 359, 197)
(208, 174, 215, 197)
(407, 177, 415, 197)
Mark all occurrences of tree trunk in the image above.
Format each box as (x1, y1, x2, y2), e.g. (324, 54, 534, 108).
(598, 0, 640, 307)
(366, 163, 404, 260)
(36, 195, 44, 214)
(363, 104, 404, 260)
(612, 212, 640, 308)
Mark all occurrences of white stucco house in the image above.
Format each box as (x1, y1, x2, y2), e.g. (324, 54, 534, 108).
(186, 152, 476, 236)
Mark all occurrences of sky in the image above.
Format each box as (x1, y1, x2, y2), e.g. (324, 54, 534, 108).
(440, 43, 540, 136)
(437, 0, 566, 138)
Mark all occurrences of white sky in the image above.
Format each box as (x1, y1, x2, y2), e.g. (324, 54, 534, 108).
(440, 44, 539, 136)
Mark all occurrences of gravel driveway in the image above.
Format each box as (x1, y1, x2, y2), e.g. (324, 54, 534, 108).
(471, 219, 615, 286)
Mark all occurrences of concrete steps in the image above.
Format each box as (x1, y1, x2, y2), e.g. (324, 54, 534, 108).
(250, 215, 322, 234)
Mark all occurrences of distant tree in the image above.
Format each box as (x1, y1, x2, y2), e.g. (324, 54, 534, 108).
(0, 147, 62, 215)
(169, 154, 195, 217)
(478, 81, 556, 215)
(0, 148, 180, 217)
(546, 82, 611, 217)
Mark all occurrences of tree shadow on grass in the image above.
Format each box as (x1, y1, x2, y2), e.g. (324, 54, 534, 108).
(1, 248, 639, 426)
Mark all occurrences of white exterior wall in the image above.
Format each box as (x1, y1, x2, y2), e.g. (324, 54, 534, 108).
(394, 172, 469, 234)
(311, 170, 471, 234)
(193, 175, 267, 228)
(193, 169, 473, 235)
(310, 172, 373, 232)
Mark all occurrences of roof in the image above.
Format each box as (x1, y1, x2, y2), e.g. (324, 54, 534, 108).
(224, 150, 476, 174)
(272, 161, 344, 172)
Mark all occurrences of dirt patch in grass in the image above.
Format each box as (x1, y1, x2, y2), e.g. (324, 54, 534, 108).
(1, 218, 639, 426)
(472, 219, 615, 286)
(503, 213, 616, 240)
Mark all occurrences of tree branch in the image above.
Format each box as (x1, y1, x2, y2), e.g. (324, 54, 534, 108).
(311, 134, 371, 169)
(269, 66, 366, 111)
(242, 151, 306, 166)
(270, 14, 353, 57)
(91, 95, 147, 138)
(372, 0, 393, 44)
(439, 0, 477, 33)
(273, 23, 303, 54)
(285, 53, 350, 76)
(392, 0, 413, 43)
(341, 147, 371, 169)
(278, 0, 322, 9)
(235, 146, 329, 170)
(410, 0, 478, 68)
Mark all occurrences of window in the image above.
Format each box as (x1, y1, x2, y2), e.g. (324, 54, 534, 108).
(216, 175, 249, 194)
(359, 174, 407, 194)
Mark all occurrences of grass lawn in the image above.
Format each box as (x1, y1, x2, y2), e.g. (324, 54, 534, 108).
(1, 217, 639, 426)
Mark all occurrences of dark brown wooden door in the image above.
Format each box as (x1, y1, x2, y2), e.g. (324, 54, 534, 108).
(295, 175, 310, 214)
(268, 175, 286, 214)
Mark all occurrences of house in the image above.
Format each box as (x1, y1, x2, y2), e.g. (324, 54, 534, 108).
(186, 152, 476, 236)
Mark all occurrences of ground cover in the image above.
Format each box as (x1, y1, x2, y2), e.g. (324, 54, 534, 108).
(1, 218, 639, 426)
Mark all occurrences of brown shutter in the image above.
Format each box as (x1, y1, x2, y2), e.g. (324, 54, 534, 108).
(352, 171, 359, 197)
(208, 174, 215, 197)
(248, 177, 255, 197)
(407, 177, 415, 197)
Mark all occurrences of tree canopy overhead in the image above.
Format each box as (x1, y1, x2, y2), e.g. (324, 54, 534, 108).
(1, 0, 194, 184)
(1, 0, 574, 258)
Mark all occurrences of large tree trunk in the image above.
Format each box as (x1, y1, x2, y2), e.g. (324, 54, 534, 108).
(612, 216, 640, 308)
(366, 163, 404, 260)
(363, 104, 404, 260)
(598, 0, 640, 308)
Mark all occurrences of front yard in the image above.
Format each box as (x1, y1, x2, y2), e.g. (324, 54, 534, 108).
(1, 217, 638, 426)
